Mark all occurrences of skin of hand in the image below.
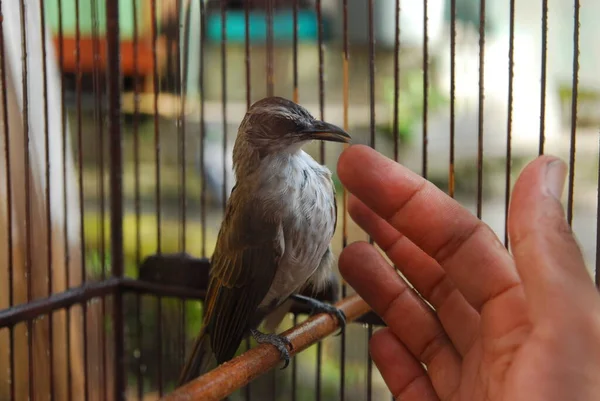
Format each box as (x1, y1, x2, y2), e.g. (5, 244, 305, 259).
(336, 145, 600, 401)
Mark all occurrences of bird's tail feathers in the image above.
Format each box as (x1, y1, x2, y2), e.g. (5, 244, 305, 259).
(177, 329, 217, 387)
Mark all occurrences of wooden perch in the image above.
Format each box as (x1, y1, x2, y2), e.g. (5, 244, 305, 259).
(161, 294, 372, 401)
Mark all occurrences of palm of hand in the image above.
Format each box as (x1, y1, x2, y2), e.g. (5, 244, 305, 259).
(337, 145, 600, 401)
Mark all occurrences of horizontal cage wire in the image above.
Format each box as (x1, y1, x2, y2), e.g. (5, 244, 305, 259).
(0, 0, 596, 400)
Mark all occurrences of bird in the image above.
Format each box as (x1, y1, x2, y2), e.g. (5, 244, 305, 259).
(178, 96, 351, 386)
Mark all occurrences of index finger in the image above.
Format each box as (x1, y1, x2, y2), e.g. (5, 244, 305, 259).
(337, 145, 520, 311)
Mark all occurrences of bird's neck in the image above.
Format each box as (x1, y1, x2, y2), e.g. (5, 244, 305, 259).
(249, 154, 321, 189)
(233, 142, 310, 182)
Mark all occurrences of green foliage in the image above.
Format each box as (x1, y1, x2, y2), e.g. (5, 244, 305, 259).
(83, 212, 218, 278)
(380, 69, 448, 144)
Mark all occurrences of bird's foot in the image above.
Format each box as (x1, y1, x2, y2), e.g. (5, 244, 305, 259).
(290, 294, 347, 335)
(250, 329, 294, 370)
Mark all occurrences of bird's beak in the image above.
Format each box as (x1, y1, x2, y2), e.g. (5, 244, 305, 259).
(300, 120, 352, 144)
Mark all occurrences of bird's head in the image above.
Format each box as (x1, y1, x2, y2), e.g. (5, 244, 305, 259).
(234, 96, 351, 159)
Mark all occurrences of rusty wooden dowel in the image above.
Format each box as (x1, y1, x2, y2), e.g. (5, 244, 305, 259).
(161, 293, 371, 401)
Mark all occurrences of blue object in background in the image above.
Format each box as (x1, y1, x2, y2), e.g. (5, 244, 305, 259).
(206, 9, 323, 43)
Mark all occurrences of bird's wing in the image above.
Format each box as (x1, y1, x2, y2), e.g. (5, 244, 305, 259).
(202, 186, 283, 364)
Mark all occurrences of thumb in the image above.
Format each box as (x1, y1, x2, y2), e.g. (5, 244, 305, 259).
(508, 156, 595, 320)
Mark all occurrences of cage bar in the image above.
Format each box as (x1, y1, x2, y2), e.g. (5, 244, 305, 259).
(449, 0, 455, 197)
(200, 0, 207, 258)
(131, 0, 143, 395)
(567, 0, 580, 227)
(477, 0, 485, 219)
(17, 1, 34, 397)
(105, 1, 125, 400)
(504, 0, 516, 247)
(0, 1, 15, 398)
(38, 0, 55, 396)
(539, 0, 548, 155)
(340, 1, 350, 399)
(220, 0, 228, 212)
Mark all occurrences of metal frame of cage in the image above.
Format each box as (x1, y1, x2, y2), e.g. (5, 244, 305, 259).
(0, 0, 594, 400)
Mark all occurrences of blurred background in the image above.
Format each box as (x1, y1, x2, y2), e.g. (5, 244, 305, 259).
(1, 0, 599, 400)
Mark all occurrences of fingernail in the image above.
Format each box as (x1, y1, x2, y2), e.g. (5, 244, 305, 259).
(545, 159, 568, 200)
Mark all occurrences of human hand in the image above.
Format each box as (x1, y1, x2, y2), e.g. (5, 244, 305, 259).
(336, 145, 600, 401)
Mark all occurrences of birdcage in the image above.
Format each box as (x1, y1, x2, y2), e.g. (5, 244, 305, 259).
(0, 0, 597, 400)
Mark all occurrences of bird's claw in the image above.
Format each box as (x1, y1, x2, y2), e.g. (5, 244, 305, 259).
(291, 294, 347, 336)
(313, 303, 347, 336)
(250, 329, 293, 370)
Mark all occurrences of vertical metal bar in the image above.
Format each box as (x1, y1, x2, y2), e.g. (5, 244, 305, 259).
(316, 0, 325, 164)
(271, 363, 276, 401)
(367, 1, 375, 400)
(393, 0, 400, 164)
(131, 0, 142, 398)
(367, 324, 373, 401)
(290, 2, 299, 400)
(18, 1, 35, 399)
(245, 0, 251, 108)
(180, 297, 187, 376)
(292, 0, 298, 104)
(180, 0, 192, 379)
(368, 0, 375, 150)
(422, 0, 428, 179)
(200, 0, 207, 258)
(106, 1, 125, 400)
(220, 0, 228, 212)
(340, 0, 350, 399)
(315, 1, 325, 399)
(177, 0, 187, 253)
(157, 296, 163, 395)
(152, 0, 162, 255)
(289, 313, 298, 401)
(596, 152, 600, 285)
(266, 0, 274, 97)
(449, 0, 456, 197)
(0, 2, 15, 399)
(151, 0, 164, 380)
(155, 0, 165, 373)
(38, 0, 55, 397)
(269, 1, 277, 392)
(74, 0, 90, 397)
(504, 0, 516, 248)
(131, 0, 141, 275)
(92, 0, 108, 395)
(476, 0, 485, 219)
(176, 0, 186, 385)
(181, 0, 191, 114)
(136, 297, 143, 401)
(94, 0, 108, 392)
(57, 0, 73, 398)
(539, 0, 548, 155)
(567, 0, 580, 228)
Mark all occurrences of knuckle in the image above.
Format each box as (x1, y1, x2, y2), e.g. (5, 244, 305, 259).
(432, 221, 487, 266)
(510, 201, 575, 251)
(418, 330, 450, 366)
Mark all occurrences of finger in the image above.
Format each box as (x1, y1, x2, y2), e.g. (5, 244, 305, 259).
(370, 328, 441, 401)
(337, 145, 520, 311)
(349, 195, 479, 355)
(509, 156, 597, 320)
(339, 242, 462, 399)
